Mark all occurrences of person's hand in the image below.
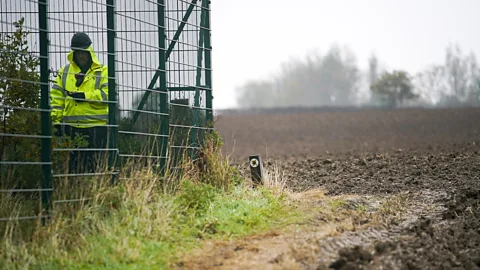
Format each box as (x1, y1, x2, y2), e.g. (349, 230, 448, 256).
(68, 91, 86, 102)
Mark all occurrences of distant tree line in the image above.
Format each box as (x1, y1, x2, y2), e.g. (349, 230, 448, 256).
(236, 44, 480, 109)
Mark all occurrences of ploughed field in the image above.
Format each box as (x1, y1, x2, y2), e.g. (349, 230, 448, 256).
(183, 107, 480, 269)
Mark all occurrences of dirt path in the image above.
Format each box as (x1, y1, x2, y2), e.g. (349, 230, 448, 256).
(174, 186, 470, 269)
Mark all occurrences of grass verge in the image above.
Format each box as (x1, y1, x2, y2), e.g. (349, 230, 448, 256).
(0, 131, 300, 270)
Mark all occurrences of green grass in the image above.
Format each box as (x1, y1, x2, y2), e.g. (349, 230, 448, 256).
(0, 132, 300, 270)
(328, 198, 347, 210)
(1, 182, 296, 270)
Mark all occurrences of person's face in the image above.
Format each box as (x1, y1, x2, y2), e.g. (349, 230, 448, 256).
(74, 50, 90, 67)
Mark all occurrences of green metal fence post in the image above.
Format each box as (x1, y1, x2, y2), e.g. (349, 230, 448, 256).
(204, 0, 214, 125)
(39, 0, 53, 223)
(107, 0, 118, 184)
(158, 0, 169, 174)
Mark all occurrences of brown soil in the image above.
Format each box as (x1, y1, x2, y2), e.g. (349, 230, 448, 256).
(216, 107, 480, 161)
(177, 107, 480, 270)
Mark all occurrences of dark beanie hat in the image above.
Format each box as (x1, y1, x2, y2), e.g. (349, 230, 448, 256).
(71, 32, 92, 50)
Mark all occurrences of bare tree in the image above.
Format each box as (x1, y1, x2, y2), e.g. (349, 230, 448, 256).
(444, 44, 478, 101)
(235, 80, 276, 109)
(413, 65, 448, 104)
(368, 53, 378, 87)
(235, 44, 360, 108)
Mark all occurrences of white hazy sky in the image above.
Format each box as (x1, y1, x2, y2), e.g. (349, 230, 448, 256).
(210, 0, 480, 109)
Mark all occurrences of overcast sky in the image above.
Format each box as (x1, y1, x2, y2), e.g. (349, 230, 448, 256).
(210, 0, 480, 109)
(3, 0, 479, 110)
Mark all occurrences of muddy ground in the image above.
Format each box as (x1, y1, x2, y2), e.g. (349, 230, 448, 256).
(178, 107, 480, 269)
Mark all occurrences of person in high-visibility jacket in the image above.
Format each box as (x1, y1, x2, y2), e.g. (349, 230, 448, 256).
(50, 32, 109, 173)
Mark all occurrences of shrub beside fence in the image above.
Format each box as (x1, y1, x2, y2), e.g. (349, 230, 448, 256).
(0, 0, 213, 226)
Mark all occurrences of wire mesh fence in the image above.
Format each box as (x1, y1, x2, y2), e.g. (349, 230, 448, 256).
(0, 0, 213, 226)
(124, 0, 213, 170)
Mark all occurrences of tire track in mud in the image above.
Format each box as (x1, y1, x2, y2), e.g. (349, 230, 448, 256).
(313, 189, 480, 270)
(291, 190, 449, 269)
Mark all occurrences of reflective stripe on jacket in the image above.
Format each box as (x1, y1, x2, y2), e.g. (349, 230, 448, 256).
(50, 45, 109, 128)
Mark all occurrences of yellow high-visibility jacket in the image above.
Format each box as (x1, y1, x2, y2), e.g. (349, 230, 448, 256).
(50, 45, 109, 128)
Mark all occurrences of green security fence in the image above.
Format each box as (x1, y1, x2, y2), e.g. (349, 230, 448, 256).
(0, 0, 213, 223)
